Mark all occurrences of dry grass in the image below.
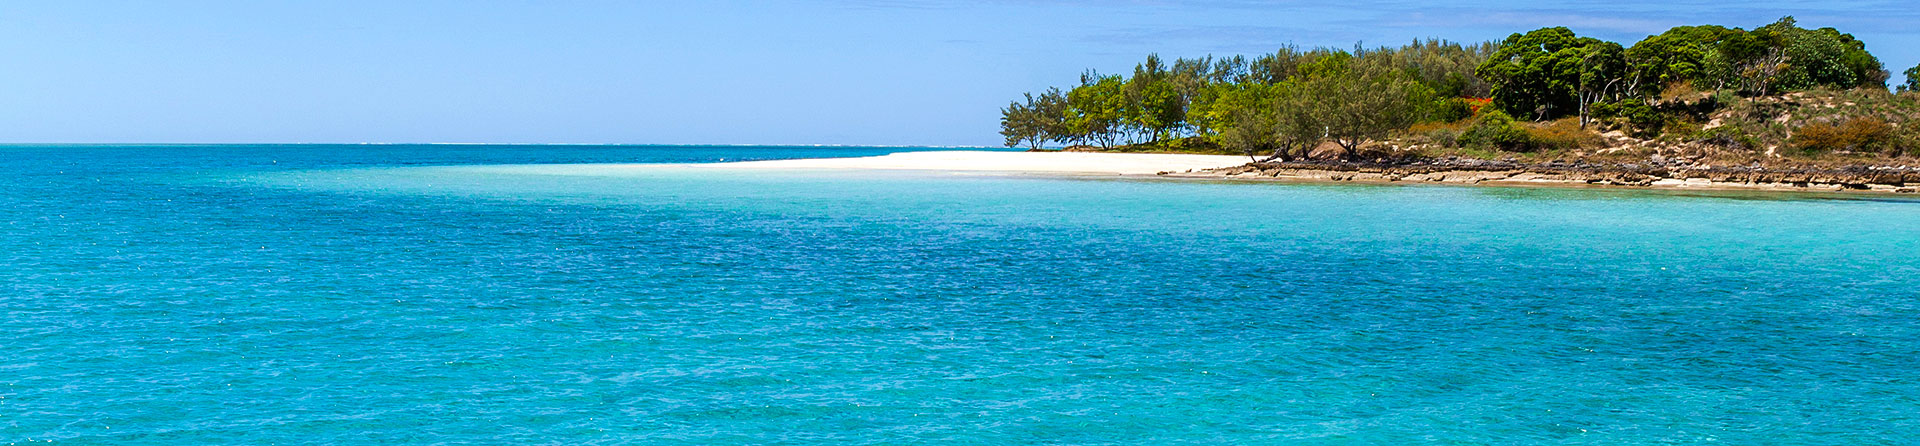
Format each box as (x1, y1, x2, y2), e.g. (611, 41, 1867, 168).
(1659, 81, 1700, 102)
(1523, 118, 1605, 150)
(1791, 118, 1897, 153)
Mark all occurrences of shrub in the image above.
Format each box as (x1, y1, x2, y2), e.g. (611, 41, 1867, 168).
(1711, 89, 1741, 106)
(1791, 118, 1894, 153)
(1457, 110, 1533, 151)
(1843, 119, 1896, 152)
(1524, 118, 1601, 151)
(1423, 127, 1461, 147)
(1624, 103, 1673, 138)
(1790, 122, 1843, 152)
(1408, 120, 1465, 147)
(1593, 98, 1680, 138)
(1589, 97, 1681, 137)
(1447, 112, 1598, 153)
(1897, 131, 1920, 157)
(1429, 98, 1478, 123)
(1589, 101, 1622, 119)
(1694, 125, 1762, 151)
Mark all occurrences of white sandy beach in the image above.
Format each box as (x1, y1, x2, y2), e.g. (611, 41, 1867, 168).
(703, 150, 1252, 175)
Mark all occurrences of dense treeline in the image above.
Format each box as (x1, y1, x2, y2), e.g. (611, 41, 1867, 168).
(1002, 17, 1914, 158)
(1484, 17, 1884, 128)
(1001, 40, 1497, 159)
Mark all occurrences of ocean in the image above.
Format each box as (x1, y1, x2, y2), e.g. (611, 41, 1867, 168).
(5, 144, 1919, 444)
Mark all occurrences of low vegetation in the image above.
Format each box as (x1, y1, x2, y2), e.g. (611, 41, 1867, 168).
(1001, 17, 1920, 166)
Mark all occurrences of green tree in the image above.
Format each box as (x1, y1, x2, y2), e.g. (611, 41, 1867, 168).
(1625, 25, 1741, 95)
(1697, 26, 1777, 93)
(998, 88, 1067, 150)
(1207, 81, 1323, 161)
(1248, 45, 1315, 84)
(1901, 64, 1920, 93)
(1168, 56, 1217, 136)
(1574, 41, 1628, 128)
(1693, 17, 1889, 95)
(1372, 39, 1502, 98)
(1302, 56, 1434, 157)
(1002, 18, 1900, 157)
(999, 96, 1039, 149)
(1183, 56, 1260, 138)
(1210, 83, 1282, 158)
(1123, 55, 1187, 144)
(1268, 82, 1326, 161)
(1065, 73, 1126, 148)
(1475, 27, 1616, 120)
(1760, 17, 1887, 91)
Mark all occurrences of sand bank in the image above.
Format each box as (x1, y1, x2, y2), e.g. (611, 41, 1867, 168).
(695, 150, 1920, 195)
(704, 150, 1251, 175)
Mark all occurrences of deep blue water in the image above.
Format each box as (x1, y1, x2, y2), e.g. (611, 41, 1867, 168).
(5, 144, 1920, 444)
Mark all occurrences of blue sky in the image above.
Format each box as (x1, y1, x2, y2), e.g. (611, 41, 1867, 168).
(0, 1, 1914, 146)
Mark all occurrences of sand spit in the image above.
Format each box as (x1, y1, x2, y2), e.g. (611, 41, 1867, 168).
(704, 151, 1251, 175)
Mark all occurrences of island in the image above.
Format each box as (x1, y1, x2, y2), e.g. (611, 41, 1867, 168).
(996, 17, 1920, 193)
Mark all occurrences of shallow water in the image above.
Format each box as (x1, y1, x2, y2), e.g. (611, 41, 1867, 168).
(5, 145, 1920, 444)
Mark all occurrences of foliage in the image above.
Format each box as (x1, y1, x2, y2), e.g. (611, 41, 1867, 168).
(1409, 120, 1466, 148)
(1455, 111, 1534, 151)
(1759, 17, 1887, 92)
(1002, 17, 1908, 161)
(1211, 83, 1286, 157)
(1470, 17, 1889, 120)
(1429, 97, 1483, 123)
(1105, 136, 1239, 155)
(1475, 27, 1628, 122)
(1662, 17, 1889, 96)
(999, 88, 1067, 149)
(1447, 111, 1593, 152)
(1212, 78, 1324, 161)
(1591, 98, 1674, 137)
(1901, 63, 1920, 94)
(1527, 118, 1604, 151)
(1065, 73, 1126, 148)
(1303, 56, 1437, 155)
(1791, 118, 1895, 154)
(1006, 40, 1499, 155)
(1371, 39, 1502, 98)
(1624, 26, 1742, 96)
(1123, 55, 1188, 144)
(1692, 124, 1762, 151)
(1701, 88, 1920, 156)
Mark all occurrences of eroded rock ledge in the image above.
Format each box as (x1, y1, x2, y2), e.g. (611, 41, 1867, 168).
(1166, 158, 1920, 193)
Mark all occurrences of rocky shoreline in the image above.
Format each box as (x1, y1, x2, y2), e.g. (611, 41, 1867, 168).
(1163, 158, 1920, 193)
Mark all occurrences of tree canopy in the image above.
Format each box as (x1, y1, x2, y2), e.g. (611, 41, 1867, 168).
(1474, 27, 1624, 121)
(1615, 17, 1887, 97)
(1001, 17, 1900, 157)
(1002, 40, 1494, 154)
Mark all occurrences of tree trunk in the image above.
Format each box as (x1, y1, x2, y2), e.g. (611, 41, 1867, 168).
(1335, 138, 1363, 160)
(1259, 145, 1289, 163)
(1578, 91, 1592, 130)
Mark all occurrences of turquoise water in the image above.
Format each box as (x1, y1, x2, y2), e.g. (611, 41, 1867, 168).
(6, 145, 1920, 444)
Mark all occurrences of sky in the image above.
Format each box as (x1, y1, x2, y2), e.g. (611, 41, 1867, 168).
(0, 0, 1915, 146)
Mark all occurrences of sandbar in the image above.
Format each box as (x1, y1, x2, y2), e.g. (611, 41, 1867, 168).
(701, 150, 1252, 175)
